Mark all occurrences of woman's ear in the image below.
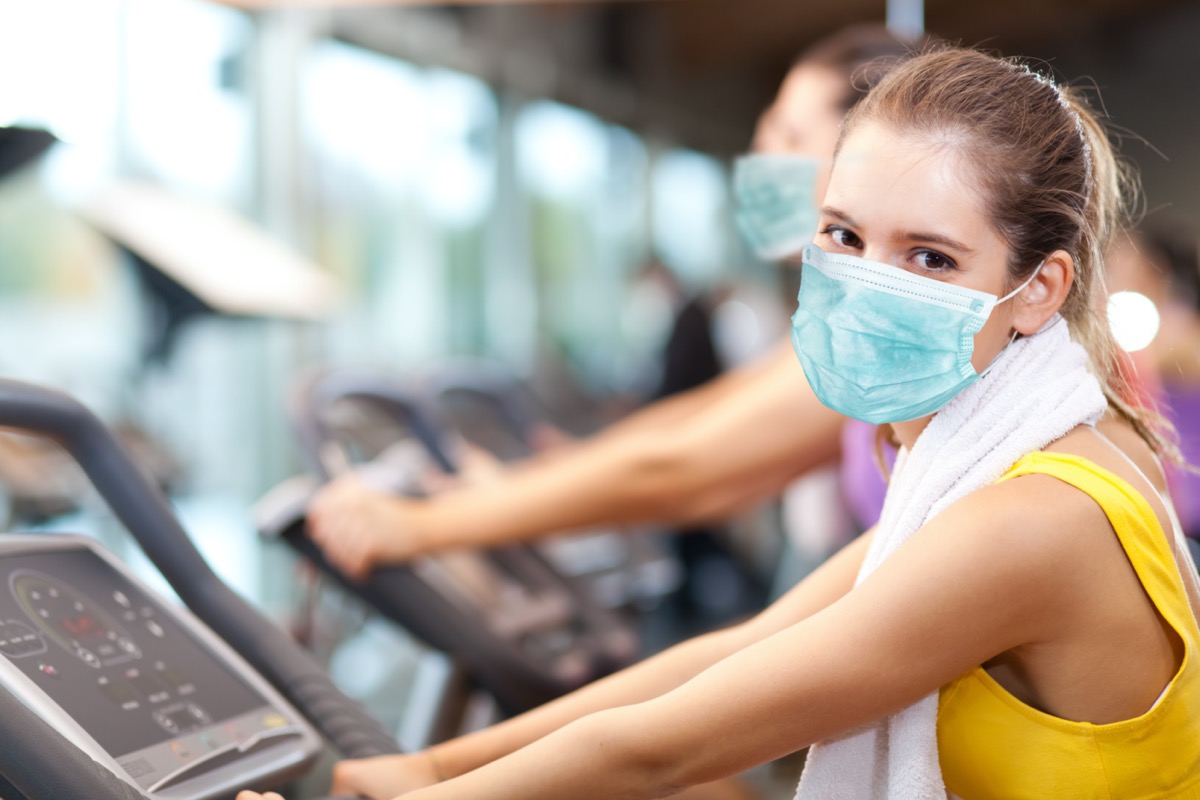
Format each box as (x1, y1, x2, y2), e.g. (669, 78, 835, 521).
(1012, 250, 1074, 334)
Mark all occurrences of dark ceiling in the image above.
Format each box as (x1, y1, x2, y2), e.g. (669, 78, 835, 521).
(313, 0, 1195, 155)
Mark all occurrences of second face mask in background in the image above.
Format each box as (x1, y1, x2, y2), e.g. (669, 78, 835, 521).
(733, 153, 821, 262)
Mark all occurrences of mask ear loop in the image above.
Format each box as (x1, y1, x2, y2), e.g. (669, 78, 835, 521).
(996, 259, 1046, 305)
(979, 260, 1047, 378)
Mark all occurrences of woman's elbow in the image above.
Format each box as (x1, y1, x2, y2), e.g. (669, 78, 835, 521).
(573, 707, 701, 799)
(622, 440, 710, 521)
(599, 705, 741, 797)
(618, 437, 781, 526)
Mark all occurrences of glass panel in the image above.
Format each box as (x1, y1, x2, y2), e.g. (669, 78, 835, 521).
(651, 148, 730, 289)
(122, 0, 253, 207)
(514, 100, 652, 396)
(302, 41, 498, 363)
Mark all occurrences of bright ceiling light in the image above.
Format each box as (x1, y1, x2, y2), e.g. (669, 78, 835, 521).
(1107, 290, 1161, 353)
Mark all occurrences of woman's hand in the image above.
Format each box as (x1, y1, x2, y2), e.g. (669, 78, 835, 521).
(329, 752, 441, 799)
(234, 753, 439, 800)
(307, 475, 431, 579)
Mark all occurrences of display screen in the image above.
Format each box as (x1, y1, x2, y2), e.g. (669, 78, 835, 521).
(0, 546, 272, 762)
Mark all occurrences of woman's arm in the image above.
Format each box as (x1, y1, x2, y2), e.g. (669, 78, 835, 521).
(308, 346, 844, 577)
(289, 530, 875, 800)
(591, 341, 793, 436)
(427, 528, 872, 776)
(510, 342, 793, 468)
(372, 481, 1076, 799)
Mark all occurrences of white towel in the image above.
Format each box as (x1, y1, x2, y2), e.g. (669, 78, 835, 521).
(794, 317, 1108, 800)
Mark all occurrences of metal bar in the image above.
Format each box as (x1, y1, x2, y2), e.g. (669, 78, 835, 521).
(886, 0, 924, 37)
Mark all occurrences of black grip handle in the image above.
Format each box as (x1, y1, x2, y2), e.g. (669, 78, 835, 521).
(423, 359, 542, 442)
(0, 379, 401, 760)
(290, 370, 458, 480)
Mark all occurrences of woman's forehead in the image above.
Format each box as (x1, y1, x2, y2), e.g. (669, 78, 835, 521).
(828, 126, 987, 225)
(774, 64, 845, 116)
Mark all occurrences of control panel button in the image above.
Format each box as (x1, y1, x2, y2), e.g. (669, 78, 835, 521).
(0, 620, 45, 658)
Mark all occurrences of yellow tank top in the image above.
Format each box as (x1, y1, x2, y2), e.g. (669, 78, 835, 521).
(937, 452, 1200, 799)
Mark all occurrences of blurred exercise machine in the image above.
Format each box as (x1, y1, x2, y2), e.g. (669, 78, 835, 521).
(255, 368, 640, 721)
(0, 378, 403, 800)
(422, 359, 682, 612)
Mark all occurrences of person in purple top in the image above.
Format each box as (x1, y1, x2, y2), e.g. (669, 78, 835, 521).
(838, 419, 891, 530)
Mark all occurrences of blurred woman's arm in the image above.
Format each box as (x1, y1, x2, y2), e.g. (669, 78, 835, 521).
(307, 345, 844, 577)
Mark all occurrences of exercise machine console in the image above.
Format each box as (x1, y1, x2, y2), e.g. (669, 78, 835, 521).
(0, 378, 402, 800)
(0, 535, 320, 799)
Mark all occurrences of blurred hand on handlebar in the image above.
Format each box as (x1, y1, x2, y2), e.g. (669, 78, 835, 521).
(235, 752, 439, 800)
(306, 475, 431, 580)
(330, 752, 440, 798)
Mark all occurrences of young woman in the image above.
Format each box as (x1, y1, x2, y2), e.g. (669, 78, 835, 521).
(242, 46, 1200, 800)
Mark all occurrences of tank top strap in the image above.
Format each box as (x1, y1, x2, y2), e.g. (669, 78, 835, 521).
(999, 451, 1198, 644)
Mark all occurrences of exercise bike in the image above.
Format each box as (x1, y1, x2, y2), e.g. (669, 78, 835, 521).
(254, 368, 639, 721)
(0, 378, 404, 800)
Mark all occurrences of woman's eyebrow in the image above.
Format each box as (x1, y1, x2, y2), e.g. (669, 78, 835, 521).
(821, 206, 858, 227)
(903, 230, 976, 255)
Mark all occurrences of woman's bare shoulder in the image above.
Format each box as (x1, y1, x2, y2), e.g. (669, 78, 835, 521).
(936, 422, 1175, 594)
(943, 465, 1109, 566)
(1070, 413, 1168, 493)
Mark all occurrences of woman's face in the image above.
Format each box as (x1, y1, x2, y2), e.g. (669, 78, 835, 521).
(753, 64, 845, 157)
(752, 64, 845, 201)
(816, 121, 1026, 374)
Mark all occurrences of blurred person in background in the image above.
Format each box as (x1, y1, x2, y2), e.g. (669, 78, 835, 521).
(303, 25, 915, 587)
(296, 24, 922, 800)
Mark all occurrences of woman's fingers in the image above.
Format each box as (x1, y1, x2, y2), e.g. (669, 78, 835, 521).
(330, 753, 441, 798)
(307, 477, 427, 578)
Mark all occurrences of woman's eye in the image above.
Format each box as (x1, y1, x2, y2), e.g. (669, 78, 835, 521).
(913, 250, 957, 271)
(823, 226, 862, 250)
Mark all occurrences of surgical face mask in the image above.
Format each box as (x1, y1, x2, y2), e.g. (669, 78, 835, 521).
(790, 244, 1043, 424)
(733, 153, 821, 261)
